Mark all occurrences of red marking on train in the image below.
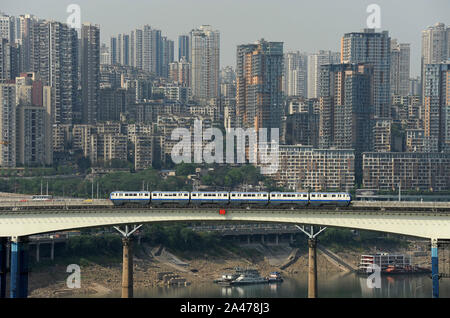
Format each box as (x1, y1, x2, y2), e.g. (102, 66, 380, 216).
(219, 209, 226, 215)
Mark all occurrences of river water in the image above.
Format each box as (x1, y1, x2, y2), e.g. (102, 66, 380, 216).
(103, 273, 450, 298)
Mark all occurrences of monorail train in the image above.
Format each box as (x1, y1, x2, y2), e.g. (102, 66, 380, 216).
(109, 191, 351, 207)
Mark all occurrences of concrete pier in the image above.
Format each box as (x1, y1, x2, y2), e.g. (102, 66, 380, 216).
(431, 238, 439, 298)
(121, 237, 133, 298)
(308, 238, 318, 298)
(0, 237, 6, 298)
(10, 236, 29, 298)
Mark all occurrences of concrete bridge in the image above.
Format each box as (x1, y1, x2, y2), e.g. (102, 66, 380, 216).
(0, 201, 450, 299)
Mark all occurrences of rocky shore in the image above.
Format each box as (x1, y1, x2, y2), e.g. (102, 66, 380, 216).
(26, 243, 365, 298)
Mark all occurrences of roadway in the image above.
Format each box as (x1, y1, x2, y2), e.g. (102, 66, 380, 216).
(1, 198, 450, 211)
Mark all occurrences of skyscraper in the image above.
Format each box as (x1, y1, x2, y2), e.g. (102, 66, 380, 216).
(421, 23, 450, 98)
(0, 84, 16, 167)
(161, 36, 174, 78)
(31, 20, 78, 125)
(169, 58, 190, 86)
(307, 50, 340, 99)
(319, 63, 374, 153)
(236, 39, 283, 131)
(16, 14, 38, 73)
(190, 25, 220, 100)
(284, 51, 308, 97)
(0, 38, 19, 82)
(390, 39, 410, 96)
(178, 34, 190, 62)
(81, 23, 100, 124)
(15, 73, 53, 166)
(0, 12, 15, 43)
(131, 29, 143, 70)
(341, 29, 391, 118)
(110, 36, 117, 65)
(423, 63, 450, 152)
(143, 25, 162, 76)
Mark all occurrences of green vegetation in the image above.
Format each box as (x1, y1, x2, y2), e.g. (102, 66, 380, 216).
(200, 165, 284, 191)
(0, 163, 285, 197)
(140, 223, 222, 253)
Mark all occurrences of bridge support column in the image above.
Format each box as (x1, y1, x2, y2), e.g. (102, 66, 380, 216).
(36, 243, 40, 263)
(275, 235, 279, 245)
(114, 224, 142, 299)
(10, 236, 29, 298)
(295, 225, 327, 299)
(50, 241, 55, 261)
(122, 237, 133, 298)
(431, 238, 439, 298)
(0, 238, 7, 298)
(308, 238, 318, 298)
(261, 235, 265, 244)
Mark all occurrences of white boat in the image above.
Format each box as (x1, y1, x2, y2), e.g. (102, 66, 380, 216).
(267, 271, 284, 283)
(215, 267, 268, 286)
(230, 269, 268, 285)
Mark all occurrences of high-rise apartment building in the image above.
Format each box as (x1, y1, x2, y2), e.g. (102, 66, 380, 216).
(16, 14, 38, 72)
(14, 73, 52, 166)
(390, 40, 410, 96)
(100, 43, 109, 65)
(143, 25, 162, 76)
(190, 25, 220, 100)
(31, 20, 78, 125)
(178, 34, 190, 62)
(284, 51, 308, 97)
(319, 63, 374, 153)
(110, 36, 117, 65)
(131, 29, 143, 69)
(341, 29, 391, 118)
(0, 12, 15, 43)
(236, 39, 283, 131)
(307, 50, 340, 99)
(169, 58, 190, 86)
(0, 38, 19, 82)
(421, 23, 450, 98)
(0, 84, 16, 167)
(81, 23, 100, 125)
(161, 36, 174, 78)
(423, 63, 450, 152)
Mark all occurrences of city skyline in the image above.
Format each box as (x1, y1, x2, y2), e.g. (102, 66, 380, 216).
(3, 0, 450, 76)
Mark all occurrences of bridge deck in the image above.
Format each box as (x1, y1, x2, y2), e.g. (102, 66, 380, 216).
(1, 206, 450, 239)
(0, 199, 450, 212)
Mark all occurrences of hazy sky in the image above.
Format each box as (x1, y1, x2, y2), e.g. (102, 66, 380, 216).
(4, 0, 450, 76)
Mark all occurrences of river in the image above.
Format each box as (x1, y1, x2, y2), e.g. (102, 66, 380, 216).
(101, 273, 450, 298)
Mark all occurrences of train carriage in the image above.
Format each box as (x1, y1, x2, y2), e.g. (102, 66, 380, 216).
(110, 191, 151, 206)
(151, 191, 190, 206)
(190, 192, 230, 205)
(269, 192, 309, 206)
(308, 192, 351, 207)
(230, 192, 269, 206)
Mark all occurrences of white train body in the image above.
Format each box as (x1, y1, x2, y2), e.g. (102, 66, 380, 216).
(309, 192, 351, 206)
(191, 192, 230, 204)
(109, 191, 351, 207)
(269, 192, 309, 206)
(229, 192, 269, 206)
(151, 191, 190, 206)
(110, 191, 151, 205)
